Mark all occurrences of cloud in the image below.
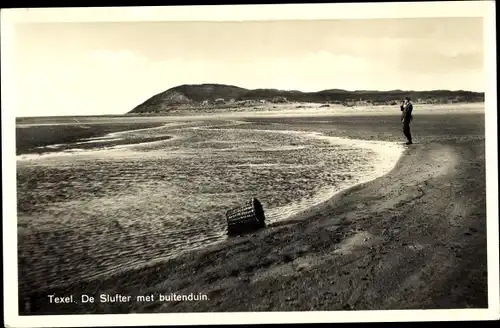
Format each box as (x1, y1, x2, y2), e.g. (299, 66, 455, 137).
(15, 43, 484, 117)
(89, 49, 149, 67)
(16, 49, 156, 116)
(253, 51, 385, 91)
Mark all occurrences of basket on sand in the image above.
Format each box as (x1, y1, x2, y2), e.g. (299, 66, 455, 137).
(226, 198, 266, 236)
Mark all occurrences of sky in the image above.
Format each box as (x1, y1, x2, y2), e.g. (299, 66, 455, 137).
(12, 17, 485, 116)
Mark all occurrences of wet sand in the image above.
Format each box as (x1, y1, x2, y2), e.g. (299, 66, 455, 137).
(16, 122, 165, 155)
(20, 111, 487, 314)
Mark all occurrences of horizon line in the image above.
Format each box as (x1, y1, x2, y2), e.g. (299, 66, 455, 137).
(168, 83, 485, 94)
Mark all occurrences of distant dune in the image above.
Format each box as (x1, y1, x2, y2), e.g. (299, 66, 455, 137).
(129, 83, 484, 114)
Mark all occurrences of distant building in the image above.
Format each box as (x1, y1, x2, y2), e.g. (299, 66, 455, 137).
(271, 96, 288, 103)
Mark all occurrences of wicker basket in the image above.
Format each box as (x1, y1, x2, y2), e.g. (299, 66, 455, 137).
(226, 198, 266, 235)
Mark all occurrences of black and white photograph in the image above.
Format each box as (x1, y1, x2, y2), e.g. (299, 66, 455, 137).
(2, 1, 499, 326)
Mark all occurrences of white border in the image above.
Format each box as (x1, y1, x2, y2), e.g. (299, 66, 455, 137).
(2, 1, 499, 326)
(0, 1, 493, 21)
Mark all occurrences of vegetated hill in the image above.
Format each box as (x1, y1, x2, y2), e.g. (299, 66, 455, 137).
(129, 83, 485, 114)
(167, 84, 249, 102)
(130, 84, 249, 113)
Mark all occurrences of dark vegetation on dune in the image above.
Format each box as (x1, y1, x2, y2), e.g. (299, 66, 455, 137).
(129, 83, 484, 114)
(16, 123, 164, 155)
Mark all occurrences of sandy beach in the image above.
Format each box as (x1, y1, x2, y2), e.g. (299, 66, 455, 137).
(19, 110, 487, 314)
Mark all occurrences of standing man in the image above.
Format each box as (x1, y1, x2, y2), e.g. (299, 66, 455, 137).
(400, 96, 413, 145)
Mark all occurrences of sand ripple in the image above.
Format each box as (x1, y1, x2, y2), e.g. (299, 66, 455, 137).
(17, 120, 403, 293)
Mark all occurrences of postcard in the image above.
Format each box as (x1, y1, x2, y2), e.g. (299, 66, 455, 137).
(2, 1, 498, 326)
